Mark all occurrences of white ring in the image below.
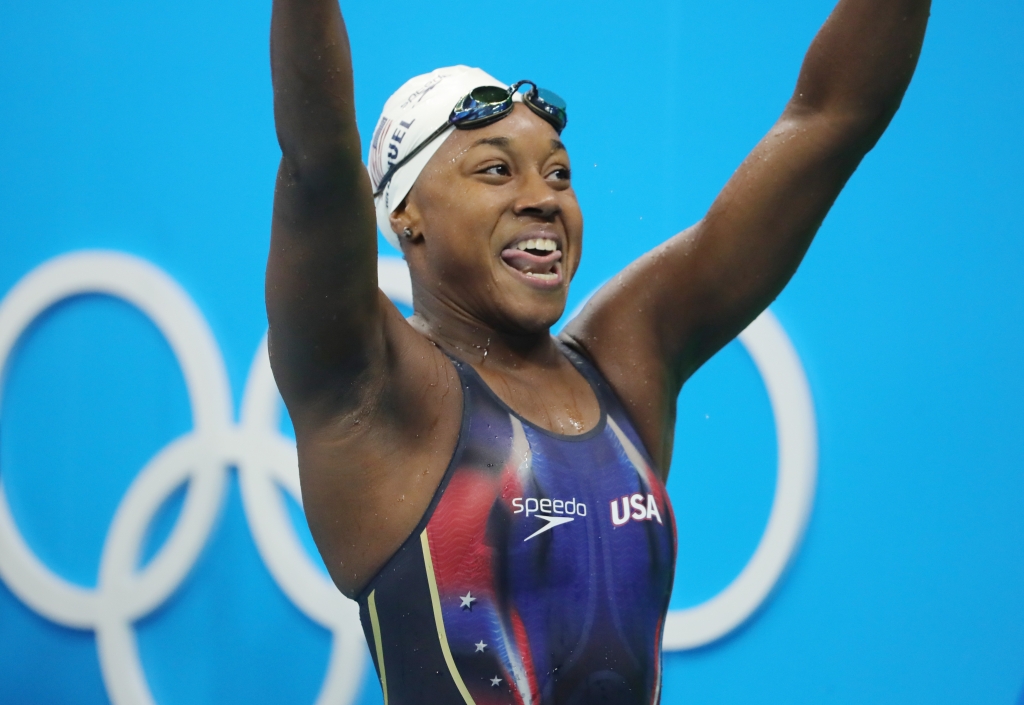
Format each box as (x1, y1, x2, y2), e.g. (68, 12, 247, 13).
(661, 309, 818, 650)
(236, 336, 365, 705)
(0, 251, 366, 705)
(0, 251, 233, 629)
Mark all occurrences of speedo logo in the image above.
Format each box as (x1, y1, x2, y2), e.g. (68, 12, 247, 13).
(511, 497, 588, 542)
(610, 493, 664, 527)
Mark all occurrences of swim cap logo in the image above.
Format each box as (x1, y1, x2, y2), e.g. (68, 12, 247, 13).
(511, 497, 587, 541)
(398, 73, 445, 109)
(368, 116, 390, 187)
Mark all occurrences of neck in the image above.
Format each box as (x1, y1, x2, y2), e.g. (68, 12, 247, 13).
(408, 289, 561, 372)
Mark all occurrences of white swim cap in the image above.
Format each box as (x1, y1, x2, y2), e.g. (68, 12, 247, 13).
(368, 65, 512, 250)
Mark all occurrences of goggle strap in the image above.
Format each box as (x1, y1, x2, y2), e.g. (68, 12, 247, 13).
(372, 120, 452, 198)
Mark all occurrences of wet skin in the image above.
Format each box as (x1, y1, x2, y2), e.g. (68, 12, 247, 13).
(393, 105, 600, 436)
(267, 0, 930, 596)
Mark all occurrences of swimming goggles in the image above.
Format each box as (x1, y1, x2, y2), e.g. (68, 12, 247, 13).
(373, 80, 567, 197)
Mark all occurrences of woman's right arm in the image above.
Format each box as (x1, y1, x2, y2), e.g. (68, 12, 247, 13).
(266, 0, 384, 422)
(265, 2, 463, 593)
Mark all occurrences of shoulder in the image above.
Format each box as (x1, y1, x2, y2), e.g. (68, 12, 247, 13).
(292, 308, 465, 595)
(558, 326, 674, 476)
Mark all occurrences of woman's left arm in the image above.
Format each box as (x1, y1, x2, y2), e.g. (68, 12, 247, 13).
(565, 0, 931, 472)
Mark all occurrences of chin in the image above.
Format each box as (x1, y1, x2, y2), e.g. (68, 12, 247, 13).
(500, 298, 567, 335)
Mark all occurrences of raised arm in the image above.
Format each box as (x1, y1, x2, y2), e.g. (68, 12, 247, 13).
(566, 0, 931, 471)
(265, 0, 468, 595)
(266, 0, 382, 418)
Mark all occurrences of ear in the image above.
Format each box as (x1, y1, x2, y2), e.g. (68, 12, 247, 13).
(388, 197, 425, 246)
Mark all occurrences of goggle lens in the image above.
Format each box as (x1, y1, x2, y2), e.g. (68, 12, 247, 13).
(535, 88, 566, 110)
(527, 88, 567, 132)
(469, 85, 511, 103)
(451, 85, 514, 127)
(453, 82, 567, 134)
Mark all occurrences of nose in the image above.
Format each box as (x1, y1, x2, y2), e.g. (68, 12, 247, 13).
(513, 170, 561, 221)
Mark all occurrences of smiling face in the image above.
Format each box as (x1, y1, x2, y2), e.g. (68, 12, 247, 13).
(390, 104, 583, 336)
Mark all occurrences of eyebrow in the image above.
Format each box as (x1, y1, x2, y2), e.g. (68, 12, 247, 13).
(470, 136, 511, 149)
(468, 136, 568, 154)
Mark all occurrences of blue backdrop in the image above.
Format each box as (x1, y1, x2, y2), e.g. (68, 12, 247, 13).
(1, 0, 1022, 703)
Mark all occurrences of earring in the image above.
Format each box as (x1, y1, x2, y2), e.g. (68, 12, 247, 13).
(402, 227, 413, 239)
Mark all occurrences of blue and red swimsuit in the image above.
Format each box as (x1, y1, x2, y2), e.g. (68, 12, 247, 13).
(356, 344, 677, 705)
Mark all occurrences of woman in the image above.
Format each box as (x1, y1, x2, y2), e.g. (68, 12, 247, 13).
(266, 1, 929, 702)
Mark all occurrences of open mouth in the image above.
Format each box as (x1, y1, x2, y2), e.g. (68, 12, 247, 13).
(500, 237, 563, 287)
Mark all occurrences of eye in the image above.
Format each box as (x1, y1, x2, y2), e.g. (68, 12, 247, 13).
(480, 163, 511, 177)
(547, 166, 571, 182)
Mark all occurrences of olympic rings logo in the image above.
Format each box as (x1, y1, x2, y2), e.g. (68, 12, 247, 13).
(663, 296, 818, 649)
(0, 250, 817, 703)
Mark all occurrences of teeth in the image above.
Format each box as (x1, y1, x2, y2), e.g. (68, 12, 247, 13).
(524, 271, 558, 281)
(515, 238, 557, 252)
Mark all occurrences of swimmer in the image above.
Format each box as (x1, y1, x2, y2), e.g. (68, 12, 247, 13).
(266, 1, 929, 702)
